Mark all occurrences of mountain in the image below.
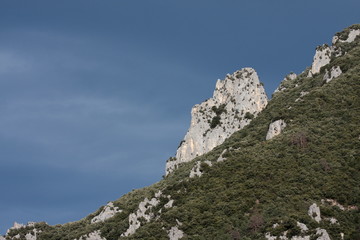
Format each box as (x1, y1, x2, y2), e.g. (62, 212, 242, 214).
(3, 24, 360, 240)
(166, 67, 268, 175)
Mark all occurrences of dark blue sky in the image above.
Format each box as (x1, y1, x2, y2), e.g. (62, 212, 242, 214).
(0, 0, 359, 234)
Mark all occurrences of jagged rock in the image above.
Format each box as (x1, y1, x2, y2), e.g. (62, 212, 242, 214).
(7, 222, 24, 234)
(328, 217, 338, 224)
(77, 230, 106, 240)
(189, 161, 202, 178)
(91, 202, 122, 223)
(332, 36, 339, 45)
(311, 45, 332, 75)
(265, 233, 277, 240)
(309, 27, 359, 77)
(25, 230, 38, 240)
(189, 160, 212, 178)
(333, 29, 360, 44)
(323, 66, 342, 83)
(166, 67, 268, 175)
(266, 120, 286, 140)
(0, 236, 5, 240)
(297, 222, 308, 232)
(164, 199, 174, 208)
(272, 223, 279, 228)
(6, 222, 38, 235)
(168, 226, 184, 240)
(273, 73, 297, 93)
(217, 149, 227, 162)
(121, 191, 162, 237)
(315, 228, 331, 240)
(344, 29, 360, 42)
(308, 203, 321, 223)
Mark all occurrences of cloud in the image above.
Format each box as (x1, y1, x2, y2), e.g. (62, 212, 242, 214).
(0, 95, 185, 173)
(0, 51, 34, 74)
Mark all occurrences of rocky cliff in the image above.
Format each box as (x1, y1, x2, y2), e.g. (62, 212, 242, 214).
(166, 67, 268, 175)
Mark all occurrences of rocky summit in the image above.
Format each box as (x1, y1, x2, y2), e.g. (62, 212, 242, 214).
(3, 24, 360, 240)
(166, 67, 268, 175)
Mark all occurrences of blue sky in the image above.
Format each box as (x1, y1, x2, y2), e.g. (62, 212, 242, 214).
(0, 0, 359, 234)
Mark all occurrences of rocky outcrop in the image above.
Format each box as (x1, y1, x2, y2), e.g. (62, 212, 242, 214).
(189, 160, 212, 178)
(333, 29, 360, 44)
(310, 45, 332, 75)
(6, 222, 38, 236)
(77, 230, 106, 240)
(295, 91, 309, 102)
(264, 202, 340, 240)
(323, 66, 342, 83)
(168, 226, 184, 240)
(315, 228, 331, 240)
(164, 199, 174, 209)
(166, 68, 268, 175)
(308, 203, 321, 223)
(24, 230, 39, 240)
(7, 222, 30, 234)
(91, 202, 122, 223)
(308, 26, 359, 78)
(266, 120, 286, 140)
(121, 191, 162, 237)
(217, 149, 228, 162)
(273, 73, 297, 93)
(5, 227, 40, 240)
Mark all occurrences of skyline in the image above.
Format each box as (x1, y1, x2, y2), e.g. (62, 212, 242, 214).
(1, 0, 360, 234)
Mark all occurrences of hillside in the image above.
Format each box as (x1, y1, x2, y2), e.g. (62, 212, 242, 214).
(3, 24, 360, 240)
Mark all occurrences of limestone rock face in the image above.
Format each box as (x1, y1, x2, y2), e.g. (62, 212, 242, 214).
(121, 191, 162, 237)
(24, 230, 38, 240)
(91, 202, 122, 223)
(273, 73, 297, 93)
(323, 66, 342, 83)
(266, 120, 286, 140)
(189, 160, 212, 178)
(311, 45, 332, 74)
(308, 203, 321, 223)
(315, 228, 331, 240)
(333, 29, 360, 44)
(6, 222, 37, 235)
(168, 226, 184, 240)
(166, 68, 268, 175)
(77, 230, 106, 240)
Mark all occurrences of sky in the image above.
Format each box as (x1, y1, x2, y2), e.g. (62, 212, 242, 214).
(0, 0, 359, 234)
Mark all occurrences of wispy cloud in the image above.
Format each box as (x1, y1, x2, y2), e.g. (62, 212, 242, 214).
(0, 51, 34, 74)
(0, 95, 185, 172)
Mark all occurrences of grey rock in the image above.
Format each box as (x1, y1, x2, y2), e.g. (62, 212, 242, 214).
(166, 68, 267, 175)
(266, 120, 286, 140)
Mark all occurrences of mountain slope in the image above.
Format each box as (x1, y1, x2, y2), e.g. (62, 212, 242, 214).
(4, 24, 360, 240)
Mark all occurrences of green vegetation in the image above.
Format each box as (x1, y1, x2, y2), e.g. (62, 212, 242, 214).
(209, 104, 227, 129)
(6, 24, 360, 240)
(244, 112, 254, 120)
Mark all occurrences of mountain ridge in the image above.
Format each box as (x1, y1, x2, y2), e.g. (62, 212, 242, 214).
(3, 24, 360, 240)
